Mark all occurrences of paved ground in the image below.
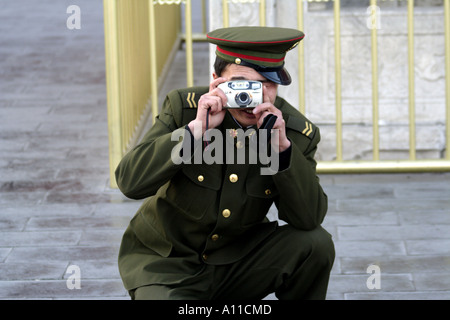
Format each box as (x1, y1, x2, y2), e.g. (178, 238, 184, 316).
(1, 0, 450, 300)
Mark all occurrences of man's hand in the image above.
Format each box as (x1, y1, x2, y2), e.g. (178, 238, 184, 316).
(188, 77, 227, 139)
(252, 87, 291, 153)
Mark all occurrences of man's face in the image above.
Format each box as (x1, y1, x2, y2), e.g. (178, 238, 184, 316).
(215, 64, 279, 128)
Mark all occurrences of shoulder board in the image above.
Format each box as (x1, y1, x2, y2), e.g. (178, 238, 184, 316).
(275, 96, 317, 140)
(179, 87, 208, 109)
(286, 115, 316, 140)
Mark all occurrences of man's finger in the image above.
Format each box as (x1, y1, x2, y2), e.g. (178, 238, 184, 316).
(210, 88, 228, 107)
(263, 85, 271, 103)
(253, 102, 274, 115)
(209, 77, 227, 92)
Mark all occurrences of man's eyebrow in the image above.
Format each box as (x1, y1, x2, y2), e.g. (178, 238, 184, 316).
(229, 76, 247, 80)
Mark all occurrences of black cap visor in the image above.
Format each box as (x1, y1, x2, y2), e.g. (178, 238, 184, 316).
(259, 67, 292, 86)
(238, 60, 292, 86)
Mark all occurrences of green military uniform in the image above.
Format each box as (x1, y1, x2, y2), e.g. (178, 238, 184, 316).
(116, 27, 335, 300)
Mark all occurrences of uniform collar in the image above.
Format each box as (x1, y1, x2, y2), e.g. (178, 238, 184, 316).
(223, 110, 256, 131)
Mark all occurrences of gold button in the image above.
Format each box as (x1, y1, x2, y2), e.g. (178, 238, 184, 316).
(265, 189, 272, 195)
(236, 141, 244, 149)
(235, 58, 241, 64)
(211, 234, 219, 241)
(202, 253, 208, 261)
(222, 209, 231, 218)
(229, 174, 238, 183)
(198, 175, 204, 182)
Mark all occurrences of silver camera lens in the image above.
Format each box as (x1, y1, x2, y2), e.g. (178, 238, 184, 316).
(235, 92, 252, 107)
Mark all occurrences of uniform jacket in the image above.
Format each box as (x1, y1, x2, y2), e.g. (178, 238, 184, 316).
(116, 86, 328, 290)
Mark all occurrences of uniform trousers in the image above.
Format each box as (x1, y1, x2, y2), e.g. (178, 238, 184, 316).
(132, 225, 335, 300)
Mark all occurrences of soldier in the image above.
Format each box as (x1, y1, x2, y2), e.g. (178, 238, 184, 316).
(116, 26, 335, 300)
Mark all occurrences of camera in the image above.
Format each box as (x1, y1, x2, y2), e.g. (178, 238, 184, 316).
(218, 80, 263, 109)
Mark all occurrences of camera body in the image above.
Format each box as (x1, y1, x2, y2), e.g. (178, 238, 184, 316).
(218, 80, 263, 109)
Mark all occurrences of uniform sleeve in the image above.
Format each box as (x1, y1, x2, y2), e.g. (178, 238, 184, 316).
(115, 91, 190, 200)
(272, 125, 328, 231)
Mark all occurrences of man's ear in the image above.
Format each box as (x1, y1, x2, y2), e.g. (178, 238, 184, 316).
(212, 72, 219, 80)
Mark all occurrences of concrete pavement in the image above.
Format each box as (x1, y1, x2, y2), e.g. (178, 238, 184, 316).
(1, 0, 450, 300)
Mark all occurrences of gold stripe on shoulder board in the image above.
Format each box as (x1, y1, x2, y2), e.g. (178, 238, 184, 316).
(187, 92, 197, 109)
(302, 121, 313, 137)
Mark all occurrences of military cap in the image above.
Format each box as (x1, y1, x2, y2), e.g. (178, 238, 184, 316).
(206, 26, 304, 85)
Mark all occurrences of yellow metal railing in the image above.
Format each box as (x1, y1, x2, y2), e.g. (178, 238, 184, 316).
(297, 0, 305, 115)
(103, 0, 180, 187)
(370, 0, 380, 161)
(333, 0, 343, 162)
(445, 0, 450, 161)
(407, 0, 416, 161)
(217, 0, 450, 172)
(315, 0, 450, 173)
(104, 0, 450, 187)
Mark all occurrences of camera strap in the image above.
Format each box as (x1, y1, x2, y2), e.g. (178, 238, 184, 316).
(204, 108, 211, 149)
(259, 114, 277, 144)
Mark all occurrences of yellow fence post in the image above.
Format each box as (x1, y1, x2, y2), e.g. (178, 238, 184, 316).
(445, 0, 450, 160)
(297, 0, 305, 115)
(223, 0, 229, 27)
(334, 0, 343, 161)
(259, 0, 266, 26)
(202, 0, 207, 34)
(148, 0, 159, 123)
(407, 0, 416, 160)
(370, 0, 380, 161)
(103, 0, 122, 188)
(185, 0, 194, 87)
